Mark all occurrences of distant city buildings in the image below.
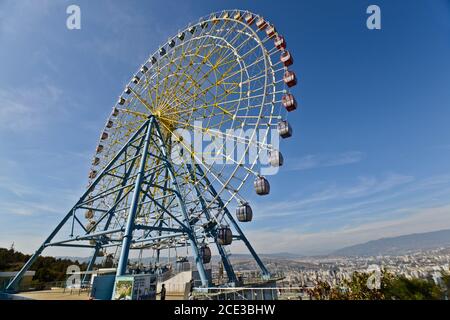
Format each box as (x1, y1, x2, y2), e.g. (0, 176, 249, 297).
(230, 247, 450, 295)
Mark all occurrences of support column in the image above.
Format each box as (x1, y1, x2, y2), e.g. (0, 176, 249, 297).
(116, 119, 153, 276)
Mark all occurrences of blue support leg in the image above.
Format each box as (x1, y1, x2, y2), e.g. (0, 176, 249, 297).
(5, 211, 74, 292)
(116, 119, 153, 276)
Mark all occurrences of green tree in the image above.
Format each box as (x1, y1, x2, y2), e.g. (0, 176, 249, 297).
(309, 269, 445, 300)
(382, 276, 442, 300)
(441, 271, 450, 300)
(0, 247, 92, 289)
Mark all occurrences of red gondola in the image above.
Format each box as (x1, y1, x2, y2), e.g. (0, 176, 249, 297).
(256, 17, 267, 30)
(245, 13, 255, 25)
(275, 35, 286, 50)
(266, 25, 277, 38)
(283, 71, 297, 88)
(281, 50, 294, 67)
(282, 94, 297, 112)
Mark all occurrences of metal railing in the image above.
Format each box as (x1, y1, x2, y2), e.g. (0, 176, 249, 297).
(192, 287, 279, 300)
(191, 286, 313, 300)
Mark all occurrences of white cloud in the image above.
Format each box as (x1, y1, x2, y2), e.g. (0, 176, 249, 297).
(237, 173, 450, 255)
(0, 0, 54, 38)
(237, 204, 450, 255)
(0, 83, 65, 132)
(0, 176, 36, 197)
(287, 151, 364, 171)
(0, 173, 81, 217)
(253, 173, 415, 219)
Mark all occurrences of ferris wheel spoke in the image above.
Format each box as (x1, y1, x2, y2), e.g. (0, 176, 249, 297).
(161, 32, 242, 112)
(164, 57, 247, 116)
(162, 53, 230, 113)
(156, 20, 229, 109)
(158, 45, 219, 106)
(163, 74, 239, 123)
(116, 108, 148, 119)
(217, 55, 270, 86)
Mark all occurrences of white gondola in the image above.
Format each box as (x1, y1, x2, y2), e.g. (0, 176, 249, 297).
(254, 176, 270, 196)
(85, 209, 94, 219)
(86, 196, 93, 206)
(200, 245, 211, 263)
(140, 65, 148, 73)
(236, 203, 253, 222)
(200, 21, 208, 29)
(106, 120, 113, 128)
(124, 87, 131, 95)
(89, 170, 98, 179)
(112, 108, 119, 117)
(150, 56, 157, 64)
(269, 150, 284, 167)
(217, 226, 233, 245)
(168, 39, 175, 48)
(277, 120, 293, 139)
(159, 47, 166, 56)
(101, 132, 108, 140)
(118, 97, 126, 105)
(132, 76, 140, 84)
(86, 220, 96, 232)
(92, 157, 100, 166)
(96, 145, 104, 153)
(188, 26, 196, 34)
(178, 32, 185, 41)
(234, 11, 242, 21)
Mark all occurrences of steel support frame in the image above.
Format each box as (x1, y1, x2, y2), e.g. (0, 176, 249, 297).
(187, 164, 238, 284)
(5, 115, 268, 293)
(193, 164, 271, 279)
(5, 120, 151, 293)
(150, 117, 210, 287)
(109, 116, 209, 286)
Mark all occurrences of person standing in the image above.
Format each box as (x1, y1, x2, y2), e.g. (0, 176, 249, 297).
(159, 284, 166, 301)
(187, 279, 194, 300)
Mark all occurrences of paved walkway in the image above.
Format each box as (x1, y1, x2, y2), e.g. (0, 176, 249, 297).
(17, 288, 91, 300)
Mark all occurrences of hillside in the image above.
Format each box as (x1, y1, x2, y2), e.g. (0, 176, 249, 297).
(0, 248, 93, 290)
(332, 229, 450, 257)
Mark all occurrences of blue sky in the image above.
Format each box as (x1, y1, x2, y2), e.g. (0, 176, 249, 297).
(0, 0, 449, 256)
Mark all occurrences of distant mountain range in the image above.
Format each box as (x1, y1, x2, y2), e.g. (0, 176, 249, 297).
(231, 252, 304, 259)
(331, 229, 450, 257)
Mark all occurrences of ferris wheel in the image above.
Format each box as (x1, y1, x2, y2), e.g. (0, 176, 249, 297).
(6, 9, 298, 292)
